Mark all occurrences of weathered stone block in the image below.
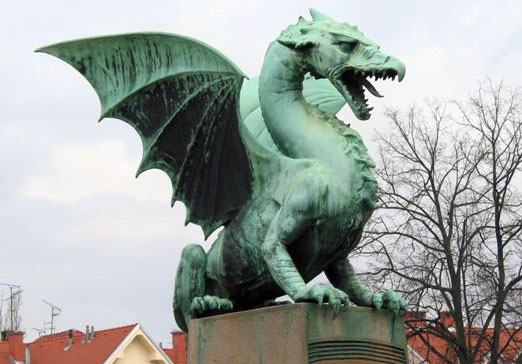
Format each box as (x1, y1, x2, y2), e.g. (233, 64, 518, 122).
(187, 303, 407, 364)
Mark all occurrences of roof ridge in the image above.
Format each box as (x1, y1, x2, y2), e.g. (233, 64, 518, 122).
(30, 324, 138, 345)
(91, 323, 138, 334)
(31, 330, 85, 343)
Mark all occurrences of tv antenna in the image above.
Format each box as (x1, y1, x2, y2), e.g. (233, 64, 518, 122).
(32, 327, 46, 337)
(42, 300, 62, 334)
(0, 283, 22, 331)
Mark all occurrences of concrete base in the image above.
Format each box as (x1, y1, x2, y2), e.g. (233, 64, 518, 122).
(187, 303, 407, 364)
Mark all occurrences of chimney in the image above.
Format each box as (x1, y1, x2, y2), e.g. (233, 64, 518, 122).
(64, 329, 73, 350)
(82, 326, 88, 343)
(404, 311, 427, 328)
(440, 311, 455, 329)
(6, 331, 25, 362)
(90, 326, 95, 341)
(172, 331, 187, 364)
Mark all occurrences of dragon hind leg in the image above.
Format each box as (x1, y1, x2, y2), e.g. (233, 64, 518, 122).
(173, 244, 233, 332)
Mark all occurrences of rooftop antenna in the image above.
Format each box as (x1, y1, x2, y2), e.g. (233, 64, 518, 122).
(42, 300, 62, 334)
(32, 327, 46, 337)
(0, 283, 22, 331)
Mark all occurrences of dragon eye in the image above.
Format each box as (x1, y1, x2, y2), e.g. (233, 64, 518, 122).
(339, 41, 357, 53)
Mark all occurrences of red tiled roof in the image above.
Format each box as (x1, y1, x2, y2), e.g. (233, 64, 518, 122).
(408, 332, 456, 364)
(28, 324, 137, 364)
(407, 328, 522, 364)
(163, 348, 175, 361)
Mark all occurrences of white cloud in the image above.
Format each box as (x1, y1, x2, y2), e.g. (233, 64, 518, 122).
(21, 139, 171, 204)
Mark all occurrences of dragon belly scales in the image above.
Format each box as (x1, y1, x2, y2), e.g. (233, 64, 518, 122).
(38, 9, 408, 332)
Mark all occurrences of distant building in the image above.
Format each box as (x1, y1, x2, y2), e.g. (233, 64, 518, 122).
(0, 323, 174, 364)
(162, 331, 186, 364)
(406, 312, 522, 364)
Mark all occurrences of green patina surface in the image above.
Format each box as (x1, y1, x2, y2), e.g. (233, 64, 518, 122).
(38, 9, 407, 333)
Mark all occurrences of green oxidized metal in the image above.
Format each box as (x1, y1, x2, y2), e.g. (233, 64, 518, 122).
(38, 9, 408, 332)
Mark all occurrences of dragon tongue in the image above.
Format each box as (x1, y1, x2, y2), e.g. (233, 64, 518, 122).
(361, 77, 383, 98)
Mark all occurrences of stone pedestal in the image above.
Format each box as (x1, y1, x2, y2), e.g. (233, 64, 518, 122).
(187, 303, 407, 364)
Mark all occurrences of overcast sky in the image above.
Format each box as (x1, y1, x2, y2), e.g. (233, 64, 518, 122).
(1, 0, 522, 346)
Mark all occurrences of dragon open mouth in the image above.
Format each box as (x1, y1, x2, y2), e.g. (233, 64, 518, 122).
(335, 67, 402, 120)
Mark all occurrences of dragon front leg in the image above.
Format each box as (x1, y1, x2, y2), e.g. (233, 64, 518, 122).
(261, 212, 350, 315)
(261, 209, 309, 299)
(261, 174, 350, 314)
(325, 259, 408, 316)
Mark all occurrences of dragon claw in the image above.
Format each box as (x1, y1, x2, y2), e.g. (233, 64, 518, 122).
(190, 295, 233, 316)
(294, 283, 350, 316)
(191, 297, 205, 314)
(372, 293, 383, 310)
(375, 290, 408, 317)
(310, 284, 325, 305)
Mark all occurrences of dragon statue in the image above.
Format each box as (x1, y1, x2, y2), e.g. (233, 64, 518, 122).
(39, 9, 408, 332)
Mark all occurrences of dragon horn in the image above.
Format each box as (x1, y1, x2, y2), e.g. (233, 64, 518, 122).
(309, 8, 333, 22)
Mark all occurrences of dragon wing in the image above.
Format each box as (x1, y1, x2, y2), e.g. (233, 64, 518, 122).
(38, 33, 250, 238)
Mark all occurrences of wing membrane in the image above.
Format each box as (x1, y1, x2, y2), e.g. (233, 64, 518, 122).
(38, 33, 250, 237)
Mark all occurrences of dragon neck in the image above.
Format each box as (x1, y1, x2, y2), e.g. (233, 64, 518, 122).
(258, 41, 349, 164)
(258, 41, 378, 212)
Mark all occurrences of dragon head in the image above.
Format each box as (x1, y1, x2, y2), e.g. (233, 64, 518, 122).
(277, 9, 405, 120)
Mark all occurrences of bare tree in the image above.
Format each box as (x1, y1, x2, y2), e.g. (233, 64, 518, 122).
(5, 290, 23, 332)
(0, 287, 23, 332)
(360, 81, 522, 364)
